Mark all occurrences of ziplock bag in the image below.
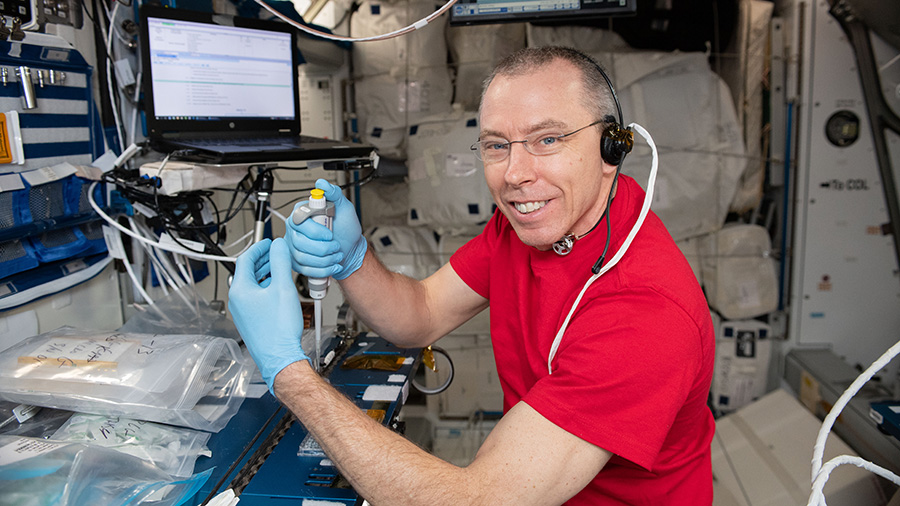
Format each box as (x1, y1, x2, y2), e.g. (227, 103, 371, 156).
(118, 288, 241, 342)
(0, 435, 211, 506)
(0, 327, 249, 432)
(50, 413, 211, 477)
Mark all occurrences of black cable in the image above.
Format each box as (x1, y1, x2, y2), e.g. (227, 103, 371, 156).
(152, 184, 207, 255)
(204, 194, 222, 242)
(591, 167, 622, 275)
(199, 406, 286, 506)
(220, 171, 259, 225)
(272, 166, 379, 211)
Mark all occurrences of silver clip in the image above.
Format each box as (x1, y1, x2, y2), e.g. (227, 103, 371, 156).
(16, 66, 38, 109)
(552, 234, 575, 256)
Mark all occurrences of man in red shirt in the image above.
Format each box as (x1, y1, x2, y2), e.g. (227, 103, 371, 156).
(229, 46, 715, 505)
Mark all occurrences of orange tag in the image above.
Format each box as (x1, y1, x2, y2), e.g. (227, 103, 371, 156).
(0, 113, 13, 164)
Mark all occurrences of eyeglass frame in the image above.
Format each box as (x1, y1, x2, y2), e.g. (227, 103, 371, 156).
(470, 120, 604, 163)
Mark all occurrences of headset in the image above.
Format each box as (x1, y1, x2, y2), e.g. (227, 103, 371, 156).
(553, 51, 634, 273)
(593, 57, 634, 167)
(547, 50, 659, 374)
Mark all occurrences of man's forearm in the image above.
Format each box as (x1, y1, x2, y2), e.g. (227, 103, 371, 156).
(338, 249, 488, 349)
(337, 249, 440, 347)
(275, 361, 476, 505)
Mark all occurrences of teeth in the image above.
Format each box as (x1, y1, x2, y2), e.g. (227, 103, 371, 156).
(514, 200, 547, 214)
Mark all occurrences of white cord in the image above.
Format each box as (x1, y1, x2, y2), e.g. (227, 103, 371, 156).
(88, 182, 238, 263)
(117, 226, 155, 306)
(809, 455, 900, 506)
(128, 216, 174, 295)
(114, 143, 142, 169)
(131, 218, 184, 289)
(546, 122, 658, 374)
(224, 228, 255, 252)
(807, 337, 900, 505)
(105, 3, 125, 154)
(131, 218, 203, 313)
(254, 0, 458, 42)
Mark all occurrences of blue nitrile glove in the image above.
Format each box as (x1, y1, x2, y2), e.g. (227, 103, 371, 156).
(284, 178, 367, 280)
(228, 237, 310, 395)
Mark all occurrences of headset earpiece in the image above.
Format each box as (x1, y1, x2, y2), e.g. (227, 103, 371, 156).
(600, 123, 634, 166)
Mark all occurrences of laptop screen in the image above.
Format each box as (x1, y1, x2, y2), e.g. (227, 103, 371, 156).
(140, 6, 301, 138)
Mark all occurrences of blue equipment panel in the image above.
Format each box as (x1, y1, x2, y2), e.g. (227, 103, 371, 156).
(191, 334, 421, 505)
(870, 401, 900, 442)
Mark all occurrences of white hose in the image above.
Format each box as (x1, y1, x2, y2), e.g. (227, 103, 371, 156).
(128, 216, 172, 296)
(807, 337, 900, 505)
(808, 454, 900, 506)
(105, 3, 125, 154)
(119, 232, 154, 305)
(255, 0, 458, 43)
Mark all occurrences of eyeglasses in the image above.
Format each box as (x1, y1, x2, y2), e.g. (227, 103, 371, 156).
(470, 120, 603, 164)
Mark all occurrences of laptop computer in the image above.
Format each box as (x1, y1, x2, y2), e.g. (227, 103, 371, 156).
(138, 5, 374, 165)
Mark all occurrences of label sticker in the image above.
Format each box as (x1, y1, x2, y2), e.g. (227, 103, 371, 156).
(19, 335, 133, 370)
(0, 438, 67, 466)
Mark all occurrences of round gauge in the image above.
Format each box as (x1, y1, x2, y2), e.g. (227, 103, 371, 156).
(825, 110, 860, 147)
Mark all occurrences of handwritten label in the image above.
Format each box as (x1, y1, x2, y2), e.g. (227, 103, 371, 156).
(94, 415, 148, 441)
(18, 334, 136, 370)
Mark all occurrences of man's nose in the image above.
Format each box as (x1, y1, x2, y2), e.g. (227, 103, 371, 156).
(503, 142, 538, 187)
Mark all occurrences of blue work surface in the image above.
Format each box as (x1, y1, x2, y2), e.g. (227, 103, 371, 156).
(190, 335, 421, 505)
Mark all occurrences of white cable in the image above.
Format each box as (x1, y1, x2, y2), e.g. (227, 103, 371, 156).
(131, 218, 186, 289)
(807, 337, 900, 505)
(547, 122, 658, 374)
(255, 0, 458, 42)
(128, 216, 173, 296)
(224, 228, 255, 252)
(88, 182, 238, 263)
(117, 227, 155, 306)
(105, 3, 125, 154)
(114, 142, 141, 169)
(176, 256, 192, 287)
(132, 217, 199, 312)
(268, 207, 287, 223)
(175, 254, 203, 317)
(808, 455, 900, 506)
(810, 338, 900, 480)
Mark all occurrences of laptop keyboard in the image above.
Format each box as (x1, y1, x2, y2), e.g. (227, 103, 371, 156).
(188, 135, 335, 147)
(189, 137, 289, 147)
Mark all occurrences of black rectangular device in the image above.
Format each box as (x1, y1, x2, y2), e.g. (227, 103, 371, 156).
(449, 0, 636, 26)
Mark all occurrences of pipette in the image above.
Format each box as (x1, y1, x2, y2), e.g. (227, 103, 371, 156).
(291, 189, 335, 371)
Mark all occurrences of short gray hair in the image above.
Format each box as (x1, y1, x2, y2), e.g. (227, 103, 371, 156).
(479, 46, 618, 126)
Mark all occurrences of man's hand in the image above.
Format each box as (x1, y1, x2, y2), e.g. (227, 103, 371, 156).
(228, 237, 310, 394)
(284, 179, 367, 280)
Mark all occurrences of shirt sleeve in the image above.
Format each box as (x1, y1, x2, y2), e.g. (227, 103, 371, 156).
(522, 287, 705, 470)
(449, 212, 502, 300)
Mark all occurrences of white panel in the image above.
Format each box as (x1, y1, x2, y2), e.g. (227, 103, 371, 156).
(789, 0, 900, 373)
(0, 263, 123, 335)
